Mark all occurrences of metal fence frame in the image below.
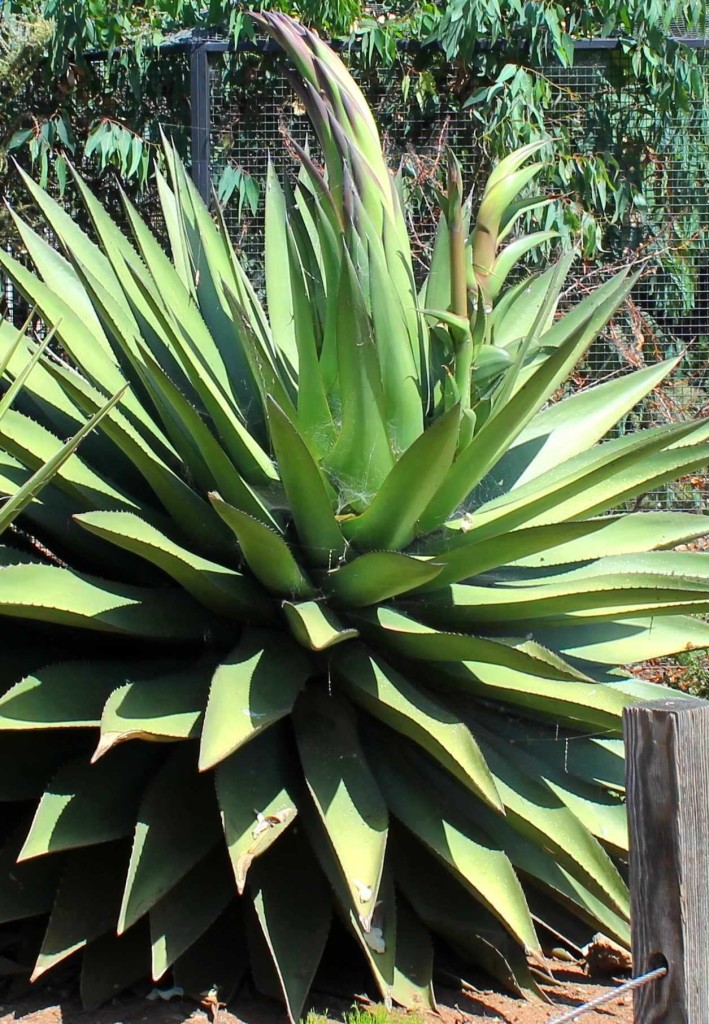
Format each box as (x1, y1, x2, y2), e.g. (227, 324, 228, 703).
(182, 33, 709, 203)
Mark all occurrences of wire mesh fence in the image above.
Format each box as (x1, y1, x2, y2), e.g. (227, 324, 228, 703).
(208, 44, 709, 512)
(3, 38, 708, 512)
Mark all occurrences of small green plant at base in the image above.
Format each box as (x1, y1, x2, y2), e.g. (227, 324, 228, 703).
(0, 11, 708, 1023)
(304, 1006, 429, 1024)
(675, 650, 709, 696)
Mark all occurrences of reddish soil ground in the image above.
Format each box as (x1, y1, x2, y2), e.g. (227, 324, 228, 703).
(0, 962, 634, 1024)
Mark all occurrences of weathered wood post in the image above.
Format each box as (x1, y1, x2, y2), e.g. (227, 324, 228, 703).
(624, 696, 709, 1024)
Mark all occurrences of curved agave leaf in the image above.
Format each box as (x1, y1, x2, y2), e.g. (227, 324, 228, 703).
(209, 494, 316, 599)
(117, 744, 222, 934)
(94, 663, 212, 760)
(33, 841, 129, 980)
(335, 645, 502, 811)
(370, 740, 539, 954)
(149, 844, 234, 980)
(216, 727, 299, 895)
(282, 599, 359, 650)
(0, 562, 217, 638)
(392, 831, 547, 1000)
(19, 746, 160, 861)
(294, 689, 388, 930)
(325, 551, 443, 606)
(199, 630, 312, 771)
(75, 510, 273, 622)
(247, 829, 332, 1024)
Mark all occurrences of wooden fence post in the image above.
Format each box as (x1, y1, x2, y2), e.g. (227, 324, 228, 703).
(624, 697, 709, 1024)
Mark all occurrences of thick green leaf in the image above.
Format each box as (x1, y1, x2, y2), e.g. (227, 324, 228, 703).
(420, 269, 635, 529)
(154, 167, 194, 293)
(393, 832, 545, 1001)
(248, 829, 332, 1024)
(322, 255, 394, 508)
(0, 820, 64, 924)
(0, 308, 36, 380)
(157, 149, 267, 433)
(0, 660, 165, 730)
(527, 444, 709, 526)
(494, 718, 625, 792)
(150, 844, 235, 980)
(422, 512, 709, 588)
(391, 896, 436, 1012)
(221, 276, 298, 415)
(282, 600, 359, 650)
(475, 714, 628, 852)
(357, 606, 586, 681)
(0, 453, 146, 575)
(526, 550, 709, 585)
(94, 662, 212, 760)
(325, 551, 443, 607)
(284, 217, 336, 450)
(118, 744, 222, 933)
(341, 405, 461, 551)
(299, 795, 398, 1006)
(420, 212, 451, 313)
(41, 353, 236, 559)
(452, 419, 708, 546)
(131, 341, 278, 528)
(199, 630, 312, 771)
(216, 727, 299, 895)
(532, 615, 709, 665)
(17, 164, 122, 308)
(19, 746, 159, 861)
(0, 562, 217, 639)
(408, 573, 709, 628)
(209, 494, 316, 599)
(513, 512, 709, 568)
(489, 231, 559, 301)
(0, 233, 177, 476)
(75, 510, 273, 622)
(0, 249, 145, 432)
(471, 731, 629, 915)
(0, 405, 140, 515)
(370, 742, 539, 953)
(294, 689, 388, 929)
(0, 329, 55, 422)
(471, 799, 630, 946)
(436, 660, 627, 731)
(336, 646, 501, 811)
(0, 387, 128, 537)
(81, 920, 151, 1011)
(492, 356, 682, 495)
(266, 397, 345, 566)
(33, 841, 130, 979)
(264, 161, 299, 377)
(0, 319, 90, 440)
(367, 227, 424, 454)
(116, 257, 277, 485)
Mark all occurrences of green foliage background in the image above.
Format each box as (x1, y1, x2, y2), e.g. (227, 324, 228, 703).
(3, 0, 709, 374)
(1, 1, 707, 225)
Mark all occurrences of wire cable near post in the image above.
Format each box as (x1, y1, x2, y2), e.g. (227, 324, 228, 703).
(545, 966, 667, 1024)
(190, 36, 211, 204)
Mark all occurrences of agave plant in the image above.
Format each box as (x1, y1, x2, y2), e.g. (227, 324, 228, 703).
(1, 12, 709, 1019)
